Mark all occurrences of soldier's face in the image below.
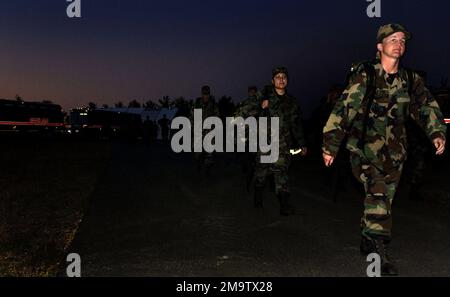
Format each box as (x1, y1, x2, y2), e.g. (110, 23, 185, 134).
(377, 32, 406, 59)
(202, 93, 210, 102)
(248, 89, 257, 97)
(272, 73, 288, 90)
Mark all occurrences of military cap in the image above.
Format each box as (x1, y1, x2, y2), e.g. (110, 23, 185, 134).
(248, 86, 258, 92)
(272, 66, 289, 79)
(377, 23, 411, 43)
(201, 85, 211, 95)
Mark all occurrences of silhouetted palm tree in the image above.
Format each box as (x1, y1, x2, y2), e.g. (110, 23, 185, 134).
(128, 99, 141, 108)
(158, 96, 173, 108)
(88, 102, 97, 110)
(173, 96, 192, 117)
(115, 101, 124, 108)
(144, 100, 159, 110)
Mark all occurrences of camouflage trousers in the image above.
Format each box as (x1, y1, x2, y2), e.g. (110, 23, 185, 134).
(254, 153, 291, 195)
(194, 152, 214, 171)
(350, 153, 403, 240)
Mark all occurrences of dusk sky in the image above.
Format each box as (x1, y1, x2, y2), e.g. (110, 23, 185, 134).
(1, 0, 450, 116)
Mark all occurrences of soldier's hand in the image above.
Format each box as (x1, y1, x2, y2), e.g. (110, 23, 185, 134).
(323, 153, 334, 167)
(433, 137, 446, 155)
(300, 147, 308, 156)
(261, 100, 269, 109)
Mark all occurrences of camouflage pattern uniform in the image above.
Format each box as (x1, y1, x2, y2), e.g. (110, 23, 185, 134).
(234, 79, 306, 214)
(234, 92, 260, 190)
(323, 60, 447, 240)
(234, 94, 260, 119)
(254, 86, 306, 195)
(190, 92, 219, 173)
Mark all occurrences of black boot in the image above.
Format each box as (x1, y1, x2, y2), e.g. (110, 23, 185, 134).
(254, 186, 263, 208)
(370, 237, 398, 276)
(360, 235, 376, 255)
(278, 192, 295, 216)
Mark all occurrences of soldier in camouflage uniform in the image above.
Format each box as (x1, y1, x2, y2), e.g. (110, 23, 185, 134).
(190, 85, 220, 175)
(234, 86, 261, 119)
(237, 67, 307, 215)
(235, 86, 260, 191)
(322, 24, 447, 275)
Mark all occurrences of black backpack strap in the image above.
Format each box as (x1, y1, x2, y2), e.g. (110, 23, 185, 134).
(357, 61, 377, 149)
(405, 67, 415, 98)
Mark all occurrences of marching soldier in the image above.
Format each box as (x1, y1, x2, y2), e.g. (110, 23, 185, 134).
(235, 86, 260, 191)
(247, 67, 307, 215)
(322, 24, 447, 275)
(190, 85, 219, 175)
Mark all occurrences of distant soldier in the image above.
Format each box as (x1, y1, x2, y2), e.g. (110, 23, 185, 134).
(322, 24, 447, 275)
(150, 120, 158, 143)
(143, 116, 152, 145)
(158, 114, 170, 142)
(235, 86, 260, 191)
(317, 86, 350, 202)
(240, 67, 307, 215)
(190, 85, 219, 175)
(234, 86, 261, 120)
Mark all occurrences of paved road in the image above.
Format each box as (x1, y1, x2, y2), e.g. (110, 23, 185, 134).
(69, 141, 450, 277)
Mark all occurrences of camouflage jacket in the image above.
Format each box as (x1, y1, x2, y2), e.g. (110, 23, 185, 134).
(189, 97, 219, 138)
(191, 97, 219, 119)
(323, 61, 447, 172)
(236, 87, 306, 155)
(234, 95, 260, 119)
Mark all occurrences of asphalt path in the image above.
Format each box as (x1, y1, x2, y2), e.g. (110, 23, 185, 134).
(68, 141, 450, 277)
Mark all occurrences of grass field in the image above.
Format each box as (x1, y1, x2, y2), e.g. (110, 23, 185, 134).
(0, 136, 112, 276)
